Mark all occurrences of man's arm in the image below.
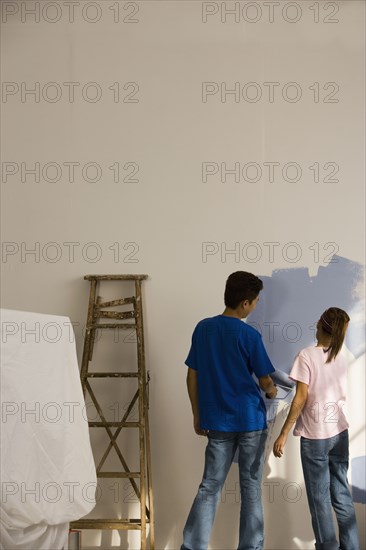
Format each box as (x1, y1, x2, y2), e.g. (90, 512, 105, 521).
(186, 368, 207, 436)
(258, 374, 277, 399)
(273, 381, 308, 457)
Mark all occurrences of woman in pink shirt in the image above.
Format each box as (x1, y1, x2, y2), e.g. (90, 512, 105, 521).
(273, 307, 359, 550)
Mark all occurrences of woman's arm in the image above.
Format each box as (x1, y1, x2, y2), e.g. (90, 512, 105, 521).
(273, 381, 308, 458)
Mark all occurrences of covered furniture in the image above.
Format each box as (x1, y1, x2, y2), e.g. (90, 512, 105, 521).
(1, 309, 96, 549)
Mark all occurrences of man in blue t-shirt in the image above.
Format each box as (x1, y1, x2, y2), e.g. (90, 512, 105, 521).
(181, 271, 277, 550)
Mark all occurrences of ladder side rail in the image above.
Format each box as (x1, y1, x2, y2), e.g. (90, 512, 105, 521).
(80, 279, 98, 392)
(135, 279, 148, 549)
(88, 295, 102, 362)
(144, 387, 155, 549)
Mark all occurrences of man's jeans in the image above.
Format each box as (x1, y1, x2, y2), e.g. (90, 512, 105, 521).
(301, 429, 359, 550)
(181, 429, 267, 550)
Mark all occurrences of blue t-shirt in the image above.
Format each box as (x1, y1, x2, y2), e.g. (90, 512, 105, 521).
(185, 315, 275, 431)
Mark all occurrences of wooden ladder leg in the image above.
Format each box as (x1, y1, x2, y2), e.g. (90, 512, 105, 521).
(135, 279, 147, 549)
(145, 389, 155, 550)
(80, 279, 98, 393)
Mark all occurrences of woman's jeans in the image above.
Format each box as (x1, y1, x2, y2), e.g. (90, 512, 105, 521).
(301, 429, 359, 550)
(181, 429, 267, 550)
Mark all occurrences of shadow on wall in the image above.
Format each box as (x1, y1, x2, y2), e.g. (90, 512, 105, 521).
(352, 456, 366, 505)
(248, 255, 365, 374)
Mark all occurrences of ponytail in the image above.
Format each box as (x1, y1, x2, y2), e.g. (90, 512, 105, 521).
(320, 307, 350, 363)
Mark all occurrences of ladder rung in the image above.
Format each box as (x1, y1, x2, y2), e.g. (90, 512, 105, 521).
(88, 422, 140, 427)
(97, 472, 141, 478)
(85, 274, 148, 281)
(70, 518, 149, 530)
(96, 297, 135, 307)
(85, 372, 138, 378)
(88, 323, 136, 330)
(96, 311, 135, 320)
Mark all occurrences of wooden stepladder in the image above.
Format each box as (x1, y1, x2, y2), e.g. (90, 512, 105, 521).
(71, 275, 154, 550)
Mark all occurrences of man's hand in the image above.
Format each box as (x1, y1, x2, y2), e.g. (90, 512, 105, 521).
(194, 415, 208, 436)
(265, 385, 278, 399)
(187, 369, 208, 436)
(273, 432, 288, 458)
(259, 375, 277, 399)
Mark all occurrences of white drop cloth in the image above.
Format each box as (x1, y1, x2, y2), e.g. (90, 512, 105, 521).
(1, 309, 96, 549)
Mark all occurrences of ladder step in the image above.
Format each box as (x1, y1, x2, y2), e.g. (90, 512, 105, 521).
(85, 274, 148, 281)
(70, 518, 149, 530)
(88, 422, 140, 427)
(97, 297, 135, 307)
(97, 472, 141, 478)
(96, 311, 135, 320)
(86, 372, 138, 378)
(89, 323, 136, 330)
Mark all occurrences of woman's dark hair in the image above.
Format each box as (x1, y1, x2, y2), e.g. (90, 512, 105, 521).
(320, 307, 350, 363)
(224, 271, 263, 309)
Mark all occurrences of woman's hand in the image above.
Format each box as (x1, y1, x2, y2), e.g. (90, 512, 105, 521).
(273, 432, 288, 458)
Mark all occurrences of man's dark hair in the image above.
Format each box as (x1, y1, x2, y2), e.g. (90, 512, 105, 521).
(224, 271, 263, 308)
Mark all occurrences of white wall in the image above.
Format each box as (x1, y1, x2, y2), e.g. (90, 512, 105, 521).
(1, 1, 365, 548)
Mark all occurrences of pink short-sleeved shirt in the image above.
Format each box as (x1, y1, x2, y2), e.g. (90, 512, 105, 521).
(290, 346, 349, 439)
